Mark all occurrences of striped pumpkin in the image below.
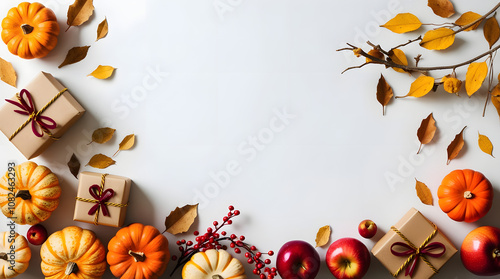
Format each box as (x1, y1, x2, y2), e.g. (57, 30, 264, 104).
(182, 249, 246, 279)
(0, 231, 31, 278)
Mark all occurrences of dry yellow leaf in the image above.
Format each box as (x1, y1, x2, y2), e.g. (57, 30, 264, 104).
(484, 16, 500, 49)
(366, 49, 384, 63)
(59, 46, 90, 68)
(315, 225, 331, 248)
(0, 57, 16, 88)
(88, 65, 116, 79)
(114, 134, 135, 156)
(389, 49, 408, 73)
(86, 153, 116, 169)
(491, 92, 500, 119)
(96, 18, 108, 42)
(399, 75, 435, 98)
(415, 179, 433, 205)
(465, 62, 488, 96)
(67, 0, 94, 31)
(89, 127, 115, 144)
(447, 126, 466, 165)
(420, 28, 455, 50)
(441, 75, 462, 94)
(428, 0, 455, 18)
(455, 11, 483, 31)
(417, 113, 437, 154)
(376, 74, 393, 115)
(478, 132, 494, 157)
(353, 48, 362, 57)
(381, 13, 422, 34)
(164, 204, 198, 235)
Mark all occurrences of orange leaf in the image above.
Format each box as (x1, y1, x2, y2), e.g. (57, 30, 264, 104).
(455, 12, 483, 31)
(0, 57, 16, 88)
(447, 126, 466, 165)
(315, 225, 331, 248)
(465, 62, 488, 96)
(484, 16, 500, 49)
(428, 0, 455, 18)
(389, 49, 409, 73)
(420, 28, 455, 50)
(376, 74, 393, 115)
(478, 132, 494, 157)
(366, 49, 384, 63)
(417, 113, 437, 154)
(381, 13, 422, 34)
(415, 179, 433, 205)
(441, 75, 462, 94)
(164, 204, 198, 235)
(399, 75, 435, 98)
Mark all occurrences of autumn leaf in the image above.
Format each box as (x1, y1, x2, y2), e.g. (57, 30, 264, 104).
(398, 75, 435, 98)
(88, 65, 116, 79)
(428, 0, 455, 18)
(315, 225, 331, 248)
(447, 126, 466, 165)
(0, 57, 16, 88)
(376, 74, 393, 115)
(67, 153, 80, 179)
(478, 132, 494, 157)
(441, 75, 462, 94)
(59, 46, 90, 68)
(89, 127, 115, 144)
(491, 85, 500, 119)
(420, 28, 455, 50)
(96, 18, 108, 42)
(417, 113, 437, 154)
(388, 49, 409, 73)
(67, 0, 94, 31)
(164, 204, 198, 235)
(381, 13, 422, 34)
(415, 179, 433, 205)
(114, 134, 135, 156)
(465, 62, 488, 96)
(366, 49, 384, 63)
(455, 11, 483, 31)
(484, 16, 500, 49)
(86, 153, 116, 169)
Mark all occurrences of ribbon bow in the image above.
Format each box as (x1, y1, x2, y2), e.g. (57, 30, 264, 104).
(88, 184, 115, 217)
(391, 240, 446, 277)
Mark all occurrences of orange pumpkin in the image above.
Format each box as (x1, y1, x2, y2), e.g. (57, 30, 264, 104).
(107, 223, 170, 279)
(0, 231, 31, 278)
(1, 2, 60, 59)
(438, 169, 493, 222)
(0, 161, 61, 225)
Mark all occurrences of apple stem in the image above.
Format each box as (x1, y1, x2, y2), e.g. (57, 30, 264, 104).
(128, 250, 146, 262)
(493, 249, 500, 258)
(0, 252, 7, 261)
(65, 261, 78, 275)
(463, 191, 473, 199)
(344, 259, 351, 268)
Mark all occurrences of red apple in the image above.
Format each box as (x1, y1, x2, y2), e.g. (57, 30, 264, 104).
(27, 224, 48, 245)
(326, 237, 370, 279)
(276, 240, 320, 279)
(358, 220, 377, 239)
(461, 226, 500, 276)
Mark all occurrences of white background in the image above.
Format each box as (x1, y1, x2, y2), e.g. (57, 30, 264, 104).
(0, 0, 499, 278)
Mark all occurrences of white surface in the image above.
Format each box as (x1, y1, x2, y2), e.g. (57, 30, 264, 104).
(0, 0, 498, 278)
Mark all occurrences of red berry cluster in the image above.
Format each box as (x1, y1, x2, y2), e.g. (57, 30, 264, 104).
(171, 206, 276, 278)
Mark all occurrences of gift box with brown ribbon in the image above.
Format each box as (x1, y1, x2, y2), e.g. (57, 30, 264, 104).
(0, 72, 85, 159)
(371, 208, 457, 279)
(73, 172, 132, 227)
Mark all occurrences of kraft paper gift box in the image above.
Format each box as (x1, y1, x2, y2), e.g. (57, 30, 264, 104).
(0, 72, 85, 159)
(74, 172, 132, 227)
(371, 208, 457, 279)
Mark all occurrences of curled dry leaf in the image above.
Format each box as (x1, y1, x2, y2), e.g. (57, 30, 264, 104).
(58, 46, 90, 68)
(417, 113, 437, 154)
(381, 13, 422, 34)
(398, 75, 435, 98)
(67, 0, 94, 31)
(0, 57, 16, 88)
(441, 75, 462, 94)
(90, 127, 115, 144)
(428, 0, 455, 18)
(415, 179, 433, 205)
(465, 62, 488, 96)
(67, 153, 80, 179)
(86, 153, 116, 169)
(455, 12, 483, 31)
(315, 225, 331, 248)
(420, 28, 455, 50)
(484, 16, 500, 49)
(96, 18, 108, 42)
(478, 132, 494, 157)
(388, 49, 408, 73)
(447, 126, 466, 165)
(114, 134, 135, 156)
(88, 65, 116, 79)
(164, 204, 198, 235)
(376, 74, 393, 115)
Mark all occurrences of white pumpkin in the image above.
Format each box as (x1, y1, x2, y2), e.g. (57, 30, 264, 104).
(182, 249, 247, 279)
(0, 231, 31, 278)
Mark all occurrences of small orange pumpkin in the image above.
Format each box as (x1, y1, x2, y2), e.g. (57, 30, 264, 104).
(1, 2, 60, 59)
(107, 223, 170, 279)
(182, 249, 247, 279)
(438, 169, 493, 222)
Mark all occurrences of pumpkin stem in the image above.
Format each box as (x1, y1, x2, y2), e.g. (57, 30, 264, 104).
(463, 191, 473, 199)
(212, 275, 224, 279)
(65, 261, 78, 275)
(21, 24, 34, 35)
(0, 252, 7, 261)
(128, 250, 146, 262)
(15, 190, 31, 200)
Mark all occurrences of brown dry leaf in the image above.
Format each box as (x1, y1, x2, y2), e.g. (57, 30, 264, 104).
(484, 16, 500, 49)
(58, 46, 90, 68)
(89, 127, 115, 144)
(88, 65, 116, 79)
(388, 49, 408, 73)
(478, 132, 494, 157)
(420, 28, 455, 50)
(415, 179, 433, 205)
(381, 13, 422, 34)
(455, 12, 483, 31)
(315, 225, 331, 248)
(465, 62, 488, 96)
(376, 74, 393, 115)
(417, 113, 437, 154)
(67, 0, 94, 31)
(86, 153, 116, 169)
(491, 85, 500, 119)
(366, 49, 384, 63)
(67, 153, 80, 179)
(441, 75, 462, 94)
(114, 134, 135, 156)
(398, 75, 435, 98)
(428, 0, 455, 18)
(447, 126, 466, 165)
(0, 57, 16, 88)
(164, 204, 198, 235)
(96, 17, 108, 42)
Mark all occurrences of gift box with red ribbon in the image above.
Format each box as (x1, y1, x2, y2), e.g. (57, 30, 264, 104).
(73, 172, 132, 227)
(371, 208, 457, 279)
(0, 72, 85, 159)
